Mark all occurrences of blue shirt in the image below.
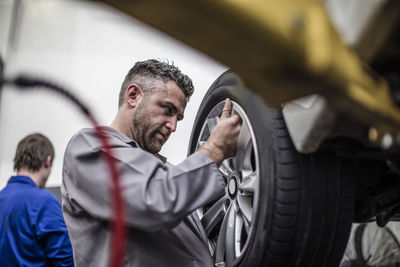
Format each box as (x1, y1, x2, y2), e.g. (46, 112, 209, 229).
(0, 176, 74, 266)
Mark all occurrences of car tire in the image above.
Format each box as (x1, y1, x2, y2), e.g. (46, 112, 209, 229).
(188, 71, 355, 267)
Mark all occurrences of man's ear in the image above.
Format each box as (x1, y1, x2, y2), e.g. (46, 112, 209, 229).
(44, 156, 51, 168)
(125, 84, 142, 108)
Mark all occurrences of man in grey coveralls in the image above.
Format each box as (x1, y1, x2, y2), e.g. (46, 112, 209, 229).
(61, 59, 242, 266)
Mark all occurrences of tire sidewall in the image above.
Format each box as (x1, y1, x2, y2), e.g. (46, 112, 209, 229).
(188, 74, 275, 266)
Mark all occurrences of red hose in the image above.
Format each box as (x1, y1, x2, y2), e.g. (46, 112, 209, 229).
(90, 118, 125, 267)
(8, 76, 126, 267)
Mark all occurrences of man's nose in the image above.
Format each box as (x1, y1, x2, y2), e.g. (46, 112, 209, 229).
(166, 117, 177, 132)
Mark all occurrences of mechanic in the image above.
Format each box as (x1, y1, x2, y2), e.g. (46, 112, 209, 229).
(0, 133, 74, 266)
(62, 59, 242, 266)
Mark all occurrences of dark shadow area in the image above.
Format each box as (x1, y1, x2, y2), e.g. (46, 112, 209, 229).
(45, 186, 61, 204)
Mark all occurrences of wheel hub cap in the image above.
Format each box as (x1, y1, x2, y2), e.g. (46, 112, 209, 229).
(228, 176, 238, 197)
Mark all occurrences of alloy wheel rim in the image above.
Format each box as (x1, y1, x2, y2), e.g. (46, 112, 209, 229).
(196, 100, 260, 266)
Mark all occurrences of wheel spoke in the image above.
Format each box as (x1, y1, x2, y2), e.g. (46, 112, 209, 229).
(232, 122, 252, 171)
(237, 195, 252, 225)
(201, 196, 227, 236)
(242, 214, 250, 233)
(236, 120, 252, 154)
(214, 204, 230, 265)
(239, 172, 258, 193)
(206, 116, 219, 133)
(226, 203, 237, 267)
(235, 214, 246, 254)
(220, 159, 233, 175)
(232, 150, 245, 171)
(242, 142, 254, 171)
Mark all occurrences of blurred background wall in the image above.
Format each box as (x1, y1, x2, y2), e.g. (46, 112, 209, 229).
(0, 0, 227, 189)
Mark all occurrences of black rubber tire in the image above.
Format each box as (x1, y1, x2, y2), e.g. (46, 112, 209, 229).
(188, 71, 355, 267)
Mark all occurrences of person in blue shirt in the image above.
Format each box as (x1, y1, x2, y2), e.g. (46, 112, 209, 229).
(0, 133, 73, 266)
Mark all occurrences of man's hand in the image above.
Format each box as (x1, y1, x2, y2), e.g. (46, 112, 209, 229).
(197, 98, 242, 166)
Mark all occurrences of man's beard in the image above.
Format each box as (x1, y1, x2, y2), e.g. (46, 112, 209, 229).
(132, 102, 166, 154)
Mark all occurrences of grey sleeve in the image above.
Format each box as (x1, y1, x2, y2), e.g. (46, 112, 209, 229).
(62, 130, 225, 232)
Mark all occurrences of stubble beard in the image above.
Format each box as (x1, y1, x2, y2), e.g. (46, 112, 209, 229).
(132, 103, 165, 154)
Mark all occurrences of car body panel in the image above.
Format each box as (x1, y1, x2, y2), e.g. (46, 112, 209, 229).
(100, 0, 400, 151)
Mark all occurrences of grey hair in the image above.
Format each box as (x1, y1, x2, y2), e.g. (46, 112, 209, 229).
(118, 59, 194, 108)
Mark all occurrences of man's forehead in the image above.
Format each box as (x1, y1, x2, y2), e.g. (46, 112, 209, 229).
(157, 81, 186, 104)
(161, 96, 187, 116)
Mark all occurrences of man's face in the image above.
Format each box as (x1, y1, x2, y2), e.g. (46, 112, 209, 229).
(132, 80, 187, 154)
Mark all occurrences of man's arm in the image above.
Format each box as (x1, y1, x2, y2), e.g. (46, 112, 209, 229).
(35, 194, 74, 267)
(62, 130, 225, 232)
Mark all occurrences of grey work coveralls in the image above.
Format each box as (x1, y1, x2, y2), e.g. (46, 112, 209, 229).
(61, 126, 225, 267)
